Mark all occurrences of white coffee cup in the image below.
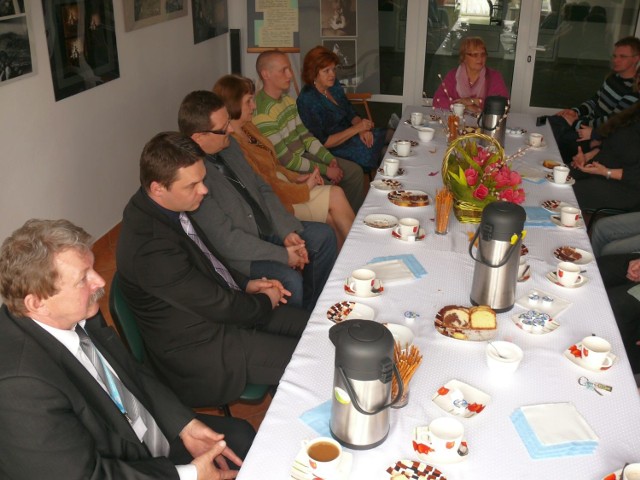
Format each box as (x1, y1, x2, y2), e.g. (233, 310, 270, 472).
(419, 417, 464, 454)
(560, 206, 581, 227)
(417, 126, 435, 142)
(393, 140, 411, 157)
(411, 112, 424, 126)
(383, 158, 400, 177)
(556, 261, 581, 286)
(304, 437, 342, 478)
(348, 268, 376, 296)
(553, 165, 570, 184)
(397, 217, 420, 240)
(580, 336, 614, 369)
(451, 103, 465, 118)
(622, 463, 640, 480)
(529, 132, 544, 147)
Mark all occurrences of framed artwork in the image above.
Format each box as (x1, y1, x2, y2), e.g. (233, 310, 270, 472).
(123, 0, 188, 32)
(321, 0, 356, 37)
(322, 39, 356, 85)
(192, 0, 228, 44)
(42, 0, 120, 101)
(0, 0, 34, 85)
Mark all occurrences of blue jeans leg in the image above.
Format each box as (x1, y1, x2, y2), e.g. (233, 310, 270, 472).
(299, 221, 338, 310)
(249, 260, 304, 308)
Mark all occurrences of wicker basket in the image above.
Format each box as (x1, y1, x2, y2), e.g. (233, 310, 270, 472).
(441, 133, 505, 224)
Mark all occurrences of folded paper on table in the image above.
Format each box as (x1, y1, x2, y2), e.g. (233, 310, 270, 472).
(524, 206, 556, 228)
(367, 254, 428, 282)
(299, 400, 332, 437)
(627, 284, 640, 302)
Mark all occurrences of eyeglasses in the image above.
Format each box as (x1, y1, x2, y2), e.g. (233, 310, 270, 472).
(466, 52, 487, 58)
(199, 119, 231, 136)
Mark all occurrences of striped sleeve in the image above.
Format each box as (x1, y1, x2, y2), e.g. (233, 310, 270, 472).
(575, 75, 639, 128)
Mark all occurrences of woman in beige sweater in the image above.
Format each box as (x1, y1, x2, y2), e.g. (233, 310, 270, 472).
(213, 74, 354, 248)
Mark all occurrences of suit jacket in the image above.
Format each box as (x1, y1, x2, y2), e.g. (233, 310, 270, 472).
(116, 188, 273, 407)
(191, 137, 303, 276)
(0, 307, 194, 480)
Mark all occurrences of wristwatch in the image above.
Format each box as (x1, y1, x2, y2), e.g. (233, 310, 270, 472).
(606, 170, 612, 180)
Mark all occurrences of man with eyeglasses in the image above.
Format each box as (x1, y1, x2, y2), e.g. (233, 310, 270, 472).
(549, 36, 640, 163)
(178, 90, 337, 312)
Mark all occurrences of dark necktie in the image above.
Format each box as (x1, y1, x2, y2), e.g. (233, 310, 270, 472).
(179, 212, 241, 290)
(75, 325, 169, 456)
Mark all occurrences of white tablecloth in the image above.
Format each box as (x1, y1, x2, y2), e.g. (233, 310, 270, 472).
(237, 110, 640, 480)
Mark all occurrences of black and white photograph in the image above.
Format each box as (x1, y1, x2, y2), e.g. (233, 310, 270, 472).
(321, 0, 356, 37)
(192, 0, 228, 44)
(123, 0, 187, 32)
(0, 14, 32, 84)
(42, 0, 120, 101)
(0, 0, 24, 18)
(322, 38, 356, 85)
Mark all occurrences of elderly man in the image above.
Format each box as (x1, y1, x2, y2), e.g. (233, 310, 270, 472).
(253, 49, 365, 212)
(116, 132, 309, 408)
(0, 218, 255, 479)
(548, 36, 640, 162)
(178, 90, 337, 311)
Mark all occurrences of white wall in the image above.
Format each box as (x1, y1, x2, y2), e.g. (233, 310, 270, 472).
(0, 2, 230, 242)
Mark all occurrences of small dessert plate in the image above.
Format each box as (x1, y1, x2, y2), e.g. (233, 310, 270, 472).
(553, 246, 594, 265)
(546, 271, 589, 288)
(387, 190, 431, 207)
(413, 435, 469, 465)
(326, 301, 375, 323)
(363, 213, 398, 229)
(431, 379, 490, 418)
(290, 446, 352, 480)
(506, 127, 526, 136)
(564, 343, 617, 372)
(550, 215, 584, 229)
(542, 160, 561, 171)
(540, 199, 571, 214)
(512, 310, 560, 334)
(526, 139, 548, 148)
(386, 459, 447, 480)
(343, 278, 384, 297)
(391, 227, 426, 242)
(545, 173, 576, 186)
(384, 323, 414, 349)
(377, 166, 406, 178)
(388, 148, 416, 158)
(515, 289, 571, 318)
(371, 179, 403, 191)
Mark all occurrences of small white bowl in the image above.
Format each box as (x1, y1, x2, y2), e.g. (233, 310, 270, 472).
(415, 126, 435, 142)
(485, 341, 523, 373)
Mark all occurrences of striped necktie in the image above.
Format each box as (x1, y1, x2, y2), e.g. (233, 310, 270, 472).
(179, 212, 241, 290)
(75, 325, 169, 456)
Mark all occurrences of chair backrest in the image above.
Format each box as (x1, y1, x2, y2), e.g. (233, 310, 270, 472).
(108, 272, 146, 363)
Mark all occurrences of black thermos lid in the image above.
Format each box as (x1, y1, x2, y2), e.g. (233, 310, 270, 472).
(479, 201, 526, 242)
(483, 96, 508, 115)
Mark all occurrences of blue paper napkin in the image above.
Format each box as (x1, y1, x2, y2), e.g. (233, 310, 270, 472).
(523, 206, 556, 228)
(368, 254, 428, 278)
(299, 400, 332, 437)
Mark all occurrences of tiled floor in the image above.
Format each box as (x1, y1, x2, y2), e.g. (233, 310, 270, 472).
(91, 223, 272, 431)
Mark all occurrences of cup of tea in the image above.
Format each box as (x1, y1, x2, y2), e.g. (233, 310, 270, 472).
(383, 158, 400, 177)
(393, 140, 411, 157)
(556, 261, 581, 286)
(529, 132, 544, 147)
(553, 165, 570, 184)
(304, 437, 342, 478)
(580, 336, 614, 369)
(417, 417, 464, 454)
(560, 206, 581, 227)
(451, 103, 465, 118)
(348, 268, 376, 296)
(411, 112, 424, 126)
(397, 218, 420, 240)
(416, 126, 435, 142)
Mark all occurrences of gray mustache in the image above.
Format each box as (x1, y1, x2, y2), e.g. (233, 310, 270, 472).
(90, 287, 106, 304)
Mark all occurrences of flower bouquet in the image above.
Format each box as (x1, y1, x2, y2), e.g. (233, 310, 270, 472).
(442, 133, 525, 223)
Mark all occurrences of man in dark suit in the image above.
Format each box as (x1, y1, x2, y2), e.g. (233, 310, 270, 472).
(0, 218, 254, 479)
(116, 132, 309, 408)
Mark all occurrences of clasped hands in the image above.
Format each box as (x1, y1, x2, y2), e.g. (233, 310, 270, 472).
(297, 166, 324, 190)
(246, 277, 291, 308)
(571, 146, 603, 175)
(356, 118, 375, 148)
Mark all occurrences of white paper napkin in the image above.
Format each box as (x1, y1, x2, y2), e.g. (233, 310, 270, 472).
(520, 403, 598, 446)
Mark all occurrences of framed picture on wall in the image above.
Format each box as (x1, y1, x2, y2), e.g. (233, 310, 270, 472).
(192, 0, 228, 44)
(42, 0, 120, 101)
(320, 0, 357, 37)
(0, 0, 34, 85)
(123, 0, 188, 32)
(322, 39, 356, 86)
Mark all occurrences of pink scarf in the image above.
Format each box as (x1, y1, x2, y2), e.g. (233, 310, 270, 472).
(455, 65, 486, 99)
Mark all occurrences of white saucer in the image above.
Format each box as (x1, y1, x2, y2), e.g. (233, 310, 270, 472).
(553, 246, 594, 265)
(370, 179, 403, 191)
(506, 127, 526, 136)
(413, 436, 469, 465)
(563, 343, 617, 372)
(363, 214, 398, 229)
(326, 301, 375, 323)
(526, 139, 547, 148)
(343, 278, 383, 297)
(377, 166, 406, 178)
(391, 227, 426, 242)
(546, 271, 589, 289)
(431, 379, 490, 418)
(545, 173, 576, 186)
(290, 447, 353, 480)
(511, 310, 560, 335)
(515, 289, 572, 318)
(388, 149, 415, 158)
(550, 215, 584, 229)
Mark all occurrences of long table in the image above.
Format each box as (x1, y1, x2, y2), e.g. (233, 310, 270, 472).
(237, 110, 640, 479)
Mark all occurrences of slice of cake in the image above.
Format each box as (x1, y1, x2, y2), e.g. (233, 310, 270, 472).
(436, 306, 470, 328)
(469, 306, 497, 330)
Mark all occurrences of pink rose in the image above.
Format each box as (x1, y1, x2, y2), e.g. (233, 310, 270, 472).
(509, 171, 522, 186)
(471, 148, 491, 167)
(465, 168, 478, 186)
(512, 188, 526, 204)
(473, 184, 489, 201)
(494, 168, 511, 188)
(499, 189, 514, 202)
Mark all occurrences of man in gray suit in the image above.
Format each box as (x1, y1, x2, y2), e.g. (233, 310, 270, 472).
(179, 90, 337, 311)
(0, 218, 254, 479)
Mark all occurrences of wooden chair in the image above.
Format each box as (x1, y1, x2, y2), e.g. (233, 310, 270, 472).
(108, 272, 270, 417)
(346, 92, 373, 122)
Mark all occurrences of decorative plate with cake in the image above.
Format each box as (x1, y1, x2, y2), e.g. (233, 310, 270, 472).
(553, 246, 594, 265)
(434, 305, 497, 341)
(387, 190, 430, 207)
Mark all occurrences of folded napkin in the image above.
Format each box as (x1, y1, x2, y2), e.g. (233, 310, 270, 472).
(627, 283, 640, 302)
(511, 403, 598, 459)
(367, 254, 428, 282)
(299, 400, 332, 437)
(523, 206, 556, 228)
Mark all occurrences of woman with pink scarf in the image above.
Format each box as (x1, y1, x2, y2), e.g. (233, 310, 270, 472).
(433, 37, 509, 115)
